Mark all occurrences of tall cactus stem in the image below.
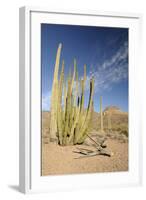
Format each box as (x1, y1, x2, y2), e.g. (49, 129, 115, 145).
(49, 43, 62, 143)
(100, 96, 104, 133)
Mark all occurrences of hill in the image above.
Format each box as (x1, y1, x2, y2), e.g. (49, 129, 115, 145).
(91, 106, 128, 134)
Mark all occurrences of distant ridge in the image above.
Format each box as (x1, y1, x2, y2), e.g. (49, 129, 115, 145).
(103, 106, 122, 114)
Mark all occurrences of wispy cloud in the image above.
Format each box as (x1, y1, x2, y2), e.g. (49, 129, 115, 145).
(85, 41, 128, 93)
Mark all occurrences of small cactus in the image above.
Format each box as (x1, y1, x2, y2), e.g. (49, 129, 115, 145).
(100, 96, 104, 133)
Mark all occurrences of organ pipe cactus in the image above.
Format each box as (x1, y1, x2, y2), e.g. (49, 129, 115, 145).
(49, 43, 95, 145)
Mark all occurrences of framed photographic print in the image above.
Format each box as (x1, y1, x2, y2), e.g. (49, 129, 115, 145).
(19, 6, 142, 193)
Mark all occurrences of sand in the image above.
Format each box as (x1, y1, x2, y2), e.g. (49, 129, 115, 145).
(41, 111, 128, 176)
(41, 138, 128, 176)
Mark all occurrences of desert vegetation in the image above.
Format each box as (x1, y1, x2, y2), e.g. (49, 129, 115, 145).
(49, 43, 95, 145)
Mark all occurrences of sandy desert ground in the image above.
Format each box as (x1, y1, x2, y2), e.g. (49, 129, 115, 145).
(42, 140, 128, 176)
(41, 110, 128, 176)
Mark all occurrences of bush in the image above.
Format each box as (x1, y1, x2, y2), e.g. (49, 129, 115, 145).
(120, 130, 128, 137)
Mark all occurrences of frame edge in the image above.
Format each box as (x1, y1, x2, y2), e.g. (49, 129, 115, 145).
(19, 6, 31, 194)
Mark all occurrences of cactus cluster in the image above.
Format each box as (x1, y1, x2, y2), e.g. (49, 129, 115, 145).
(49, 43, 94, 145)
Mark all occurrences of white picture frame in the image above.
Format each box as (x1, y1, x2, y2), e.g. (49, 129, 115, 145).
(19, 6, 142, 194)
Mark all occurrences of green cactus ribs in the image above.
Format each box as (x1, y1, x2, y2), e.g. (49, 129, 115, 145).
(49, 43, 95, 145)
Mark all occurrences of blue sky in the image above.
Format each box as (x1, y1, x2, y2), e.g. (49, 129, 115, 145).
(41, 23, 128, 112)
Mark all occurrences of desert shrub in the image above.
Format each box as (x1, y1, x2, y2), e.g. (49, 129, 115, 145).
(120, 130, 128, 137)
